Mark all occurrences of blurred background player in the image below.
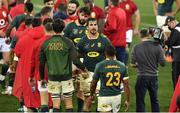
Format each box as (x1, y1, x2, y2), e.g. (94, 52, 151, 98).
(104, 0, 127, 64)
(9, 0, 25, 21)
(64, 6, 90, 46)
(39, 19, 86, 112)
(64, 6, 91, 112)
(83, 0, 105, 34)
(88, 45, 130, 113)
(64, 0, 79, 25)
(153, 0, 180, 27)
(77, 18, 111, 111)
(35, 0, 54, 17)
(0, 0, 10, 89)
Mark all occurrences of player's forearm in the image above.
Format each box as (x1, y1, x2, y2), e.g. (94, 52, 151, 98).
(90, 80, 97, 96)
(6, 25, 13, 37)
(124, 82, 130, 102)
(135, 10, 141, 31)
(39, 60, 45, 80)
(174, 0, 180, 15)
(152, 0, 158, 15)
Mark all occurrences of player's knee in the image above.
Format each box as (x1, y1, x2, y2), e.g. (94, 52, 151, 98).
(63, 91, 73, 99)
(51, 94, 60, 108)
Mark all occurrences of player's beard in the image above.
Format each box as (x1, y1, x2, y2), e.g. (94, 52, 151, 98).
(90, 29, 97, 35)
(68, 9, 76, 15)
(78, 18, 86, 25)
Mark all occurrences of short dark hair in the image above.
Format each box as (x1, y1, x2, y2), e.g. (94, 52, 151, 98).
(41, 6, 52, 16)
(25, 17, 32, 26)
(105, 45, 116, 57)
(69, 0, 79, 8)
(177, 94, 180, 109)
(110, 0, 119, 6)
(140, 28, 149, 38)
(44, 0, 53, 4)
(52, 19, 65, 33)
(32, 18, 42, 27)
(87, 18, 97, 26)
(79, 7, 91, 16)
(43, 18, 54, 26)
(44, 23, 53, 32)
(25, 2, 34, 13)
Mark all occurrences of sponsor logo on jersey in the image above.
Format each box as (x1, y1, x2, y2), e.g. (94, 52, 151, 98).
(158, 0, 165, 4)
(74, 38, 81, 43)
(87, 51, 100, 57)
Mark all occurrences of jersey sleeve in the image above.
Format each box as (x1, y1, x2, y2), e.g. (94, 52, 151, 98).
(131, 1, 138, 14)
(76, 37, 85, 54)
(64, 24, 71, 38)
(122, 66, 129, 81)
(39, 42, 47, 80)
(131, 45, 137, 65)
(93, 63, 101, 81)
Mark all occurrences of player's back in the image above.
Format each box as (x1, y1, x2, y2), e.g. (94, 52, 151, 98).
(95, 59, 127, 96)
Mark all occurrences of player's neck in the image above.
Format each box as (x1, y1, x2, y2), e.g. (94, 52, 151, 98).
(87, 32, 99, 39)
(106, 57, 115, 60)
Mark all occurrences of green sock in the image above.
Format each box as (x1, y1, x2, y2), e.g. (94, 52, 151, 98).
(77, 98, 84, 112)
(41, 105, 49, 112)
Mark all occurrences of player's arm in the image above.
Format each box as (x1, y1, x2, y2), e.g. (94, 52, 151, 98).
(130, 46, 138, 68)
(39, 44, 46, 80)
(134, 9, 141, 35)
(123, 67, 130, 112)
(68, 38, 86, 70)
(123, 78, 130, 112)
(152, 0, 158, 16)
(174, 0, 180, 15)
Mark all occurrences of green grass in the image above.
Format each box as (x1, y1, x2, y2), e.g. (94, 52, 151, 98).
(0, 0, 179, 112)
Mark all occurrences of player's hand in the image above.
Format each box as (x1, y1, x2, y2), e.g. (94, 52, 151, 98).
(41, 79, 47, 88)
(5, 37, 11, 44)
(29, 77, 35, 86)
(134, 29, 139, 36)
(9, 64, 16, 73)
(124, 100, 130, 112)
(81, 72, 89, 79)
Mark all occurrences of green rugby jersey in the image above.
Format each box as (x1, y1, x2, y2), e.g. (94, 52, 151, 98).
(77, 34, 111, 72)
(93, 59, 129, 96)
(157, 0, 174, 16)
(64, 22, 87, 46)
(39, 35, 85, 81)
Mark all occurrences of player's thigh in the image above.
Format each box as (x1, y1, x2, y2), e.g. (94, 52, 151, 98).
(97, 96, 113, 112)
(61, 79, 74, 98)
(156, 15, 167, 27)
(48, 81, 61, 108)
(126, 29, 133, 43)
(112, 94, 122, 113)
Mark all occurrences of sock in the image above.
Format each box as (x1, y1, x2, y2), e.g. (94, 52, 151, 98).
(30, 107, 38, 112)
(1, 64, 9, 75)
(66, 108, 73, 112)
(20, 101, 24, 108)
(41, 105, 49, 112)
(77, 98, 84, 112)
(53, 108, 60, 112)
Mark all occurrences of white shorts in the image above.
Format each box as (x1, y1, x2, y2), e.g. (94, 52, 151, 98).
(79, 71, 100, 95)
(98, 94, 121, 113)
(126, 29, 133, 43)
(156, 15, 167, 27)
(0, 38, 10, 52)
(48, 79, 74, 95)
